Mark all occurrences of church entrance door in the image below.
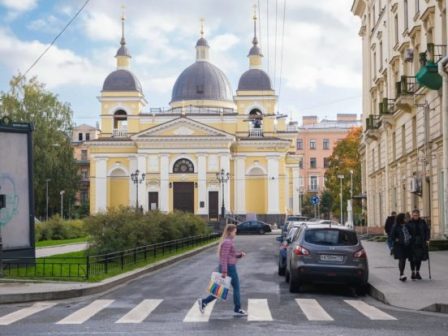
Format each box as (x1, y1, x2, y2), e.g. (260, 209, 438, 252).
(173, 182, 194, 213)
(208, 191, 219, 220)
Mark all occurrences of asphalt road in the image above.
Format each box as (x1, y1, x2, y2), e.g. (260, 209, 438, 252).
(0, 234, 447, 336)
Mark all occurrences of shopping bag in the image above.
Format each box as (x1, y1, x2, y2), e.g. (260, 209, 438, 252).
(207, 272, 232, 300)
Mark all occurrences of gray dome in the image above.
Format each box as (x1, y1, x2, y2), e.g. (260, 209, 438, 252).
(238, 69, 272, 91)
(196, 37, 209, 47)
(116, 45, 130, 57)
(102, 69, 142, 93)
(171, 61, 233, 103)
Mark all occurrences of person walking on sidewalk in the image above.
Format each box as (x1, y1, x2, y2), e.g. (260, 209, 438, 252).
(407, 209, 430, 280)
(391, 213, 412, 281)
(198, 224, 247, 316)
(384, 211, 397, 254)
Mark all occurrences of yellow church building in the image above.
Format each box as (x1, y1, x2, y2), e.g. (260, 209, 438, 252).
(89, 15, 300, 224)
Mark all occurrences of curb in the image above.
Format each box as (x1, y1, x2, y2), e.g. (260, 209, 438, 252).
(0, 240, 218, 304)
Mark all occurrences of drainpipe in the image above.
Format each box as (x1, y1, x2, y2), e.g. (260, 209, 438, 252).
(438, 56, 448, 238)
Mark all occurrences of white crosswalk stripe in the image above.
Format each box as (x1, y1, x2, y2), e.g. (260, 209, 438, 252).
(116, 299, 162, 323)
(56, 299, 114, 324)
(183, 300, 216, 322)
(344, 300, 397, 320)
(296, 299, 334, 321)
(0, 302, 58, 326)
(248, 299, 273, 321)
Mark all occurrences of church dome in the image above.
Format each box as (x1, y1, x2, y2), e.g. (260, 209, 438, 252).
(171, 61, 233, 103)
(238, 69, 272, 91)
(102, 69, 142, 93)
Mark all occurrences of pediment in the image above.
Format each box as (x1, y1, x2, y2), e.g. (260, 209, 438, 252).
(131, 117, 235, 140)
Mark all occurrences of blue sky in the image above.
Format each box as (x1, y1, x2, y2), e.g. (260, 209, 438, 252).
(0, 0, 362, 126)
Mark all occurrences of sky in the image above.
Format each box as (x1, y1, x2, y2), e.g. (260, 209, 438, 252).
(0, 0, 362, 127)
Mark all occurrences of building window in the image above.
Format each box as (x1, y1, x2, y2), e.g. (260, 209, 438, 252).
(173, 158, 194, 173)
(372, 5, 376, 26)
(412, 116, 417, 150)
(415, 0, 419, 14)
(394, 15, 399, 45)
(310, 157, 317, 169)
(86, 133, 90, 141)
(404, 0, 408, 31)
(310, 176, 318, 192)
(372, 148, 376, 171)
(81, 191, 88, 205)
(378, 143, 381, 168)
(379, 41, 383, 71)
(373, 51, 377, 77)
(401, 124, 406, 156)
(309, 139, 316, 150)
(81, 150, 88, 161)
(323, 157, 330, 168)
(392, 131, 397, 160)
(299, 158, 303, 169)
(81, 169, 88, 180)
(323, 139, 330, 150)
(297, 139, 303, 150)
(78, 133, 83, 141)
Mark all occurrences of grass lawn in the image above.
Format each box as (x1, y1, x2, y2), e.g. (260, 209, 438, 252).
(5, 238, 218, 282)
(35, 237, 89, 248)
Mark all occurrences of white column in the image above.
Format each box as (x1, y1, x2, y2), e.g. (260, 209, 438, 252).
(129, 157, 137, 207)
(95, 157, 107, 213)
(197, 155, 207, 215)
(137, 155, 147, 211)
(284, 169, 289, 214)
(234, 156, 246, 214)
(159, 155, 169, 212)
(292, 167, 299, 215)
(267, 157, 280, 214)
(220, 154, 231, 215)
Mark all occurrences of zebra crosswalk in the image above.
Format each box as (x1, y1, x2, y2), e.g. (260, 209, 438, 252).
(0, 298, 398, 326)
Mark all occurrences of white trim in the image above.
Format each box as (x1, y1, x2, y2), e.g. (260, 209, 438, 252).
(170, 155, 197, 173)
(107, 165, 130, 177)
(246, 164, 267, 175)
(95, 158, 107, 213)
(108, 105, 130, 116)
(244, 104, 267, 116)
(267, 157, 280, 213)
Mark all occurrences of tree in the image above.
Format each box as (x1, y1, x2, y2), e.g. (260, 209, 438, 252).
(319, 190, 333, 219)
(0, 75, 80, 219)
(324, 127, 362, 222)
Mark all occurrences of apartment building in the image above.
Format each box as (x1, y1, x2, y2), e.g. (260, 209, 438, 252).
(296, 114, 360, 195)
(352, 0, 448, 238)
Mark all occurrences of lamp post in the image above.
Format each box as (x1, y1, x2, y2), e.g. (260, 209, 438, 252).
(337, 175, 344, 225)
(216, 169, 230, 220)
(60, 190, 65, 219)
(130, 169, 145, 210)
(46, 179, 51, 221)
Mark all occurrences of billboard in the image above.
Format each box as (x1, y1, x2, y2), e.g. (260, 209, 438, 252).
(0, 119, 35, 259)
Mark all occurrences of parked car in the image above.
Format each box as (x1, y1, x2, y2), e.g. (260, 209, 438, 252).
(277, 226, 301, 275)
(285, 224, 368, 294)
(236, 220, 272, 235)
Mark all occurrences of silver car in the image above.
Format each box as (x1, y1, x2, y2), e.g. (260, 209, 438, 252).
(285, 224, 368, 294)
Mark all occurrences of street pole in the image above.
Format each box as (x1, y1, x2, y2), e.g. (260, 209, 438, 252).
(60, 190, 65, 219)
(216, 169, 230, 221)
(130, 169, 145, 211)
(338, 175, 344, 225)
(46, 179, 50, 221)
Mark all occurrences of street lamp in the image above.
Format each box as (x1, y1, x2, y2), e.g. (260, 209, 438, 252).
(337, 175, 344, 225)
(46, 179, 51, 221)
(130, 169, 145, 210)
(216, 169, 230, 220)
(60, 190, 65, 219)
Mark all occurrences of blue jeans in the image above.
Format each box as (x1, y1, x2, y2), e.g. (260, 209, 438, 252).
(202, 264, 241, 312)
(387, 235, 394, 251)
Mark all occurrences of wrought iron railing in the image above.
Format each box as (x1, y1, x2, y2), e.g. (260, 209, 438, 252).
(395, 76, 419, 97)
(366, 115, 381, 130)
(379, 98, 395, 115)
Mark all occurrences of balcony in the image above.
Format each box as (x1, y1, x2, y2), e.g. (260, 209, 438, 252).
(379, 98, 395, 127)
(365, 115, 381, 142)
(415, 43, 445, 90)
(248, 128, 263, 137)
(112, 127, 128, 138)
(395, 76, 418, 111)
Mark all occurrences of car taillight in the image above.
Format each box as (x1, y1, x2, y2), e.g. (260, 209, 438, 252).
(293, 245, 310, 256)
(354, 248, 367, 258)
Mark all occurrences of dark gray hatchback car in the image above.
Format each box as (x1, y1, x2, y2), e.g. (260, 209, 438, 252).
(285, 224, 368, 294)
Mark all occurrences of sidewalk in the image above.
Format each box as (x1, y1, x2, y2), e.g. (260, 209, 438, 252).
(363, 240, 448, 313)
(36, 242, 88, 258)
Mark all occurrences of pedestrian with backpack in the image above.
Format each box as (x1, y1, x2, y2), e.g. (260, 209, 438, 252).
(391, 213, 412, 281)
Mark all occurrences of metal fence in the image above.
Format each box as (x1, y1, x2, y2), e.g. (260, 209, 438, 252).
(2, 233, 220, 280)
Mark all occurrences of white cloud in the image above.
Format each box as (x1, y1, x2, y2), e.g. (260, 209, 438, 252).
(83, 12, 121, 41)
(27, 15, 64, 34)
(0, 0, 36, 12)
(209, 34, 240, 51)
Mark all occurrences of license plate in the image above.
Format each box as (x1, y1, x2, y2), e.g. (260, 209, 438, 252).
(320, 254, 343, 262)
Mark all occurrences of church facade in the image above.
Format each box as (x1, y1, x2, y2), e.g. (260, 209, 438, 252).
(89, 15, 300, 224)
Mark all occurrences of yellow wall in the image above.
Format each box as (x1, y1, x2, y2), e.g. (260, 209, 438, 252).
(246, 176, 266, 213)
(108, 177, 129, 208)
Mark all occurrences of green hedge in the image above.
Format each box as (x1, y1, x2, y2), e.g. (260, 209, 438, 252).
(35, 215, 86, 241)
(84, 207, 211, 254)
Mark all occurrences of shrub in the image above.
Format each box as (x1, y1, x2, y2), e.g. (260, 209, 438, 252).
(35, 216, 87, 241)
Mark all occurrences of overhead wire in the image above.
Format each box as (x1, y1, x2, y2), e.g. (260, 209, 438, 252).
(266, 0, 270, 78)
(273, 0, 278, 89)
(278, 0, 287, 115)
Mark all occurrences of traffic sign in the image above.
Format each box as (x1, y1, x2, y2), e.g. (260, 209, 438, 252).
(311, 195, 320, 205)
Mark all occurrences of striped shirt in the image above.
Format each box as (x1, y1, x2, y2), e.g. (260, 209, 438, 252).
(219, 238, 241, 273)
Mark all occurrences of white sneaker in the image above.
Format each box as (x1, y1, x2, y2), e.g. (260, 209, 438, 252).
(197, 299, 205, 314)
(234, 309, 247, 316)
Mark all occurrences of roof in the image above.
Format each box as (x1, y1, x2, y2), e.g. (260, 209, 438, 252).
(102, 69, 142, 93)
(238, 68, 272, 91)
(299, 120, 361, 130)
(196, 37, 209, 47)
(171, 61, 233, 103)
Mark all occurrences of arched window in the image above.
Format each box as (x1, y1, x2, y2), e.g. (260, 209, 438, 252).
(173, 158, 194, 173)
(249, 108, 263, 129)
(113, 110, 128, 129)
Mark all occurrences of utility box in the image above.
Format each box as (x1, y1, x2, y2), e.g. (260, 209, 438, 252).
(0, 118, 35, 259)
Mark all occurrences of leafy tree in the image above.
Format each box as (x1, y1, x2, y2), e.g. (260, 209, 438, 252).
(324, 127, 362, 222)
(301, 193, 316, 218)
(0, 75, 79, 219)
(319, 190, 333, 219)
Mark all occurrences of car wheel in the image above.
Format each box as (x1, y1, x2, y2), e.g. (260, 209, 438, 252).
(258, 228, 265, 235)
(278, 265, 286, 276)
(289, 270, 301, 293)
(355, 283, 368, 296)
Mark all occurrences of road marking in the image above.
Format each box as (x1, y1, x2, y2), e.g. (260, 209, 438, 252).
(56, 300, 114, 324)
(116, 299, 163, 323)
(344, 300, 397, 320)
(183, 300, 216, 322)
(248, 299, 273, 321)
(296, 299, 334, 321)
(0, 302, 58, 325)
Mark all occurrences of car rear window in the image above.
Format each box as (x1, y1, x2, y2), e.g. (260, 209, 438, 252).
(304, 229, 358, 246)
